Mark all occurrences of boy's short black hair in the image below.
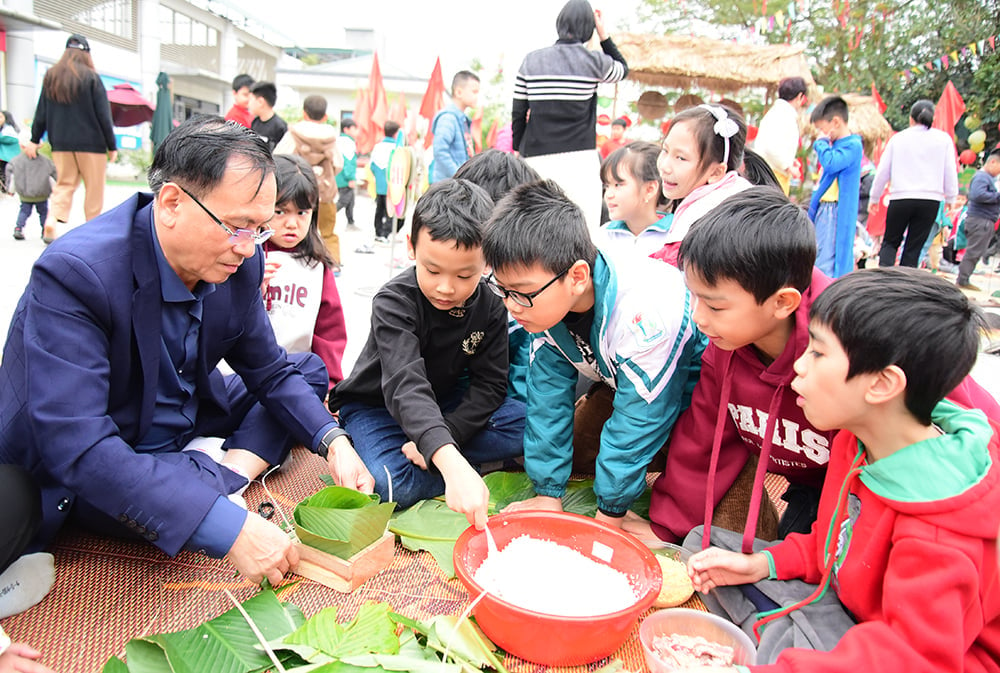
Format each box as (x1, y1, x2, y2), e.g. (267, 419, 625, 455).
(611, 117, 628, 129)
(482, 179, 597, 275)
(453, 149, 541, 203)
(384, 120, 400, 138)
(411, 179, 493, 251)
(810, 267, 986, 425)
(232, 74, 254, 92)
(987, 147, 1000, 162)
(678, 187, 815, 303)
(451, 70, 480, 95)
(250, 82, 277, 108)
(777, 77, 808, 101)
(341, 118, 357, 130)
(810, 95, 849, 124)
(302, 94, 327, 121)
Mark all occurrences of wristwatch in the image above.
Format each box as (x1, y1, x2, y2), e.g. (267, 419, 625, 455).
(317, 427, 352, 460)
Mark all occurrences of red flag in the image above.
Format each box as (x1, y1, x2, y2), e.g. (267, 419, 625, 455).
(389, 93, 408, 125)
(870, 82, 887, 114)
(419, 57, 448, 149)
(365, 53, 388, 154)
(485, 118, 499, 149)
(470, 106, 483, 153)
(352, 86, 372, 153)
(932, 81, 966, 138)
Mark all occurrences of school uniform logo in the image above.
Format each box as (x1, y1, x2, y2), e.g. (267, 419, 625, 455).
(462, 331, 484, 355)
(628, 312, 664, 344)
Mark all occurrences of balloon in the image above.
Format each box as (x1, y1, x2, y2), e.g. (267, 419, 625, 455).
(968, 129, 987, 146)
(660, 120, 672, 136)
(959, 149, 978, 165)
(971, 141, 985, 153)
(964, 115, 981, 130)
(747, 125, 759, 142)
(597, 114, 611, 126)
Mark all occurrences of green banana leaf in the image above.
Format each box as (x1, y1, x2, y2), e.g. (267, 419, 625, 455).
(283, 603, 399, 659)
(294, 486, 395, 559)
(388, 500, 469, 577)
(101, 657, 129, 673)
(116, 590, 304, 673)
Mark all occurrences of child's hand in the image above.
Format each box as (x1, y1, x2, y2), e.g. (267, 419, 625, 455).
(432, 445, 489, 528)
(400, 440, 426, 470)
(687, 548, 770, 593)
(326, 437, 375, 495)
(593, 9, 608, 40)
(262, 258, 282, 293)
(501, 494, 563, 514)
(0, 643, 56, 673)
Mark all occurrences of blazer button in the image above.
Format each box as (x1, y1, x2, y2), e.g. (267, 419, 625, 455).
(118, 513, 129, 523)
(136, 525, 147, 534)
(57, 497, 71, 512)
(147, 531, 158, 542)
(126, 519, 137, 529)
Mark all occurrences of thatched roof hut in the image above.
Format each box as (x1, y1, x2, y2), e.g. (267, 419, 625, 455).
(615, 32, 815, 97)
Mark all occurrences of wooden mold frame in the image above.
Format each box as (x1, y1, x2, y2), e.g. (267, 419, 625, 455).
(292, 531, 395, 592)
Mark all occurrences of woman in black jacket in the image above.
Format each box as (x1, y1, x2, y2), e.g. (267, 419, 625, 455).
(26, 33, 117, 242)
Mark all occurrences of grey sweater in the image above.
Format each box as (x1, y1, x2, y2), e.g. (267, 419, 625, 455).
(6, 153, 56, 202)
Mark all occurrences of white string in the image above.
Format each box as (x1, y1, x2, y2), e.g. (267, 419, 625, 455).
(259, 464, 299, 543)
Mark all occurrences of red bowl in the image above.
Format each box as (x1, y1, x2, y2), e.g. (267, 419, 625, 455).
(453, 510, 662, 666)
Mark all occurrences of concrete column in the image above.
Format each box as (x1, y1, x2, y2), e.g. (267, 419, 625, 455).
(5, 29, 37, 126)
(138, 0, 162, 105)
(218, 23, 239, 110)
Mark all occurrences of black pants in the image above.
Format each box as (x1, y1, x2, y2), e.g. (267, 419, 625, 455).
(337, 186, 355, 225)
(374, 194, 389, 238)
(878, 198, 941, 267)
(0, 465, 42, 572)
(777, 482, 822, 538)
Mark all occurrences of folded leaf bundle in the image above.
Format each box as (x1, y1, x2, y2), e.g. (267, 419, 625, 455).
(293, 486, 396, 559)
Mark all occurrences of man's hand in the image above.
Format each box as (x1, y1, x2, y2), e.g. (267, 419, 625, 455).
(0, 643, 56, 673)
(225, 512, 298, 586)
(501, 494, 563, 514)
(687, 548, 770, 594)
(433, 445, 489, 529)
(347, 180, 356, 189)
(22, 143, 38, 160)
(108, 150, 118, 163)
(326, 435, 375, 494)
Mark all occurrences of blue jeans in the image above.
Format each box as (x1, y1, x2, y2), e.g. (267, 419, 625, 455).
(339, 394, 526, 508)
(16, 200, 48, 230)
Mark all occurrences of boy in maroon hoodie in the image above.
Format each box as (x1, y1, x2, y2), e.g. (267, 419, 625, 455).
(632, 188, 1000, 553)
(685, 268, 1000, 671)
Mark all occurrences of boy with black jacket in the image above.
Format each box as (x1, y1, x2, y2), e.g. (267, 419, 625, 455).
(328, 179, 525, 528)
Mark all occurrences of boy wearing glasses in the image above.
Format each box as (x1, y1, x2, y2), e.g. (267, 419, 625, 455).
(481, 180, 705, 528)
(329, 179, 525, 529)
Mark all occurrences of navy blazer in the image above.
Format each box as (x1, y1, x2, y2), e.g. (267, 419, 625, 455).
(0, 193, 335, 556)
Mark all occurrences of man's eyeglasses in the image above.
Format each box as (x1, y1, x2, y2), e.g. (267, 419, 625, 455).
(486, 268, 570, 308)
(175, 183, 274, 245)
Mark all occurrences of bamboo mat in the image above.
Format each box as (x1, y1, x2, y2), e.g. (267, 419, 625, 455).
(4, 450, 787, 672)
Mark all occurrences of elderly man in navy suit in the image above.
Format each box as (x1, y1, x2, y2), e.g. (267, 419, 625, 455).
(0, 116, 373, 586)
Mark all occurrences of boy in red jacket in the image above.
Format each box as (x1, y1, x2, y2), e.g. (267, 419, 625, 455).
(685, 267, 1000, 672)
(629, 188, 1000, 552)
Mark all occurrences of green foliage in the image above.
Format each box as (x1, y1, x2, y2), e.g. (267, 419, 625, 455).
(293, 486, 395, 559)
(106, 592, 506, 672)
(636, 0, 1000, 138)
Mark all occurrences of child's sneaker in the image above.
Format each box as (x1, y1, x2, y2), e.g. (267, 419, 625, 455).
(12, 227, 24, 240)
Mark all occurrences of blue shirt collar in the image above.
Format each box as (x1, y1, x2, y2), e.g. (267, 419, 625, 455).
(149, 214, 216, 303)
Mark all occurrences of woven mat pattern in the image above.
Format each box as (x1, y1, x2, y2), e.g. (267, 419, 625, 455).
(3, 450, 793, 672)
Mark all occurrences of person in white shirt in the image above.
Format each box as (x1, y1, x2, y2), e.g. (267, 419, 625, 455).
(753, 77, 809, 195)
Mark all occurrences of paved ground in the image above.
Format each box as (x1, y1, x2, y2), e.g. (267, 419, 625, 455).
(0, 180, 997, 397)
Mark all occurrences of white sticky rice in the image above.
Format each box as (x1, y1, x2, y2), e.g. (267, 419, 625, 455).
(472, 534, 638, 616)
